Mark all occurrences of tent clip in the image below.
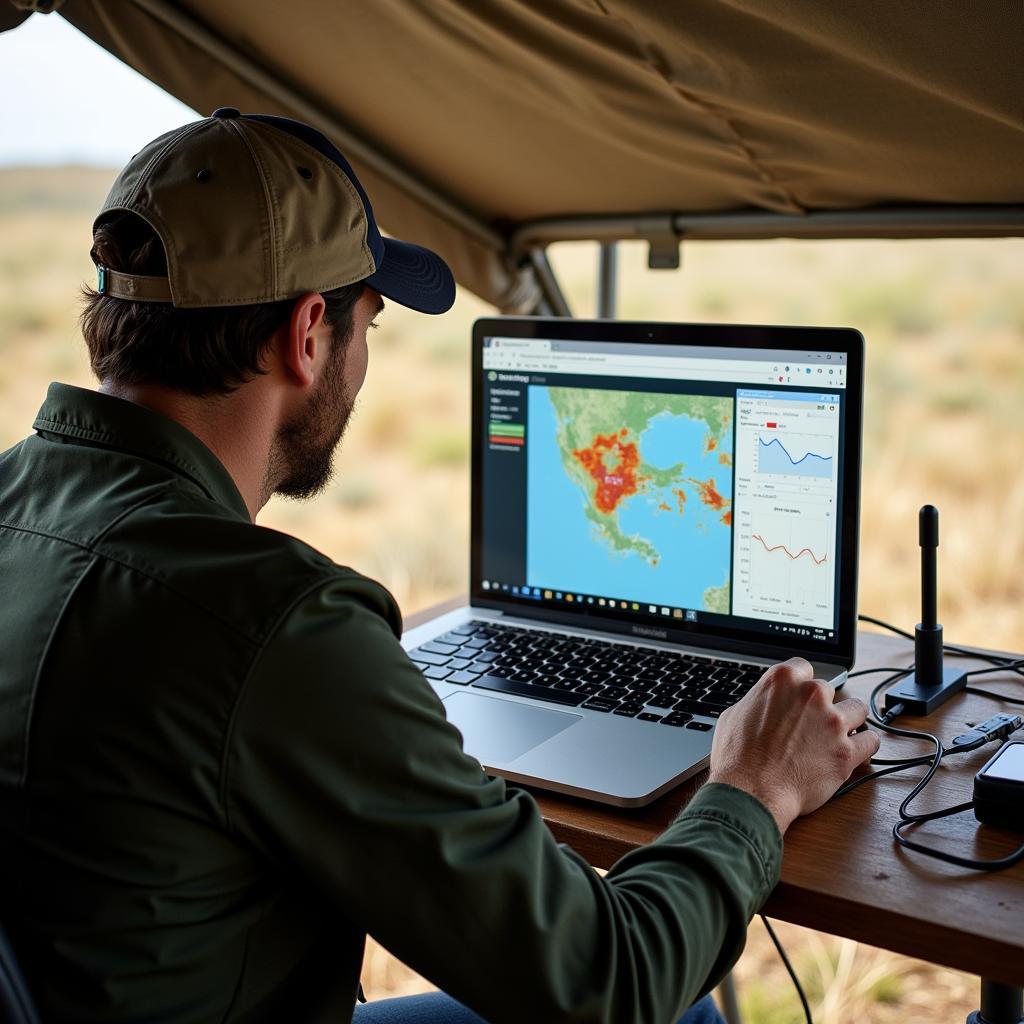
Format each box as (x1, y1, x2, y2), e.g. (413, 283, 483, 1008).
(636, 216, 681, 270)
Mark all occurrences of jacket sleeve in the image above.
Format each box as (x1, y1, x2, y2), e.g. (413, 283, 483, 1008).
(223, 575, 782, 1024)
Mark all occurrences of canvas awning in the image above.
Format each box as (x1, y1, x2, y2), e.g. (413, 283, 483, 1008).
(5, 0, 1024, 312)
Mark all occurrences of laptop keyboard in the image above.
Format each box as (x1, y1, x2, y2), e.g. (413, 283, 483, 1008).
(408, 620, 765, 729)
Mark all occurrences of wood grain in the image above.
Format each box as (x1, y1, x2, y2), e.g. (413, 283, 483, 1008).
(404, 599, 1024, 985)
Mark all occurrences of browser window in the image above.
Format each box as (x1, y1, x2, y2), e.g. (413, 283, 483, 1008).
(477, 336, 849, 646)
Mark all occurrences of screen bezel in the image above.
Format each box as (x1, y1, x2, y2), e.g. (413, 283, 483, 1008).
(470, 316, 864, 668)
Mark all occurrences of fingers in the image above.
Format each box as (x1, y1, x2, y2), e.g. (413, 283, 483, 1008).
(832, 696, 870, 733)
(846, 727, 881, 768)
(760, 657, 814, 686)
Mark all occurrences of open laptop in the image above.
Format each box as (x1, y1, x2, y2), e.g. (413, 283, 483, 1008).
(403, 318, 864, 807)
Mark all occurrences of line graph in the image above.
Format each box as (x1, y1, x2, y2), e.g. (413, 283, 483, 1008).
(757, 434, 833, 479)
(752, 532, 827, 565)
(733, 510, 834, 627)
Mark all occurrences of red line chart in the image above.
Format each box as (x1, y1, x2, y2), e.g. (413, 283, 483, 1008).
(752, 533, 827, 566)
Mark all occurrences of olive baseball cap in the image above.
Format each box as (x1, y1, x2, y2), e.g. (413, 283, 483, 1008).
(94, 107, 456, 314)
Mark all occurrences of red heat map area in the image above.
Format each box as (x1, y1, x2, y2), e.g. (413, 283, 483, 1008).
(572, 428, 732, 524)
(571, 428, 640, 514)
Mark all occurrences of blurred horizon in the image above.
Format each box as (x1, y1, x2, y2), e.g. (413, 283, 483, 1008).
(0, 13, 198, 167)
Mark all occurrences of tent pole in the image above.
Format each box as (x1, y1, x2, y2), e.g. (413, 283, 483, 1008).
(597, 242, 618, 319)
(126, 0, 502, 254)
(511, 206, 1024, 249)
(527, 249, 572, 318)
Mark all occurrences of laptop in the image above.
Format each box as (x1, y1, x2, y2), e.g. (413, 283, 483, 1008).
(402, 318, 864, 807)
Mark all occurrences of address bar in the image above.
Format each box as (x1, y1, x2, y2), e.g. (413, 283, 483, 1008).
(487, 351, 774, 373)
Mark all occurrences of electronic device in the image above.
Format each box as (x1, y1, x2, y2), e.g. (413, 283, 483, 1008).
(974, 740, 1024, 832)
(883, 505, 967, 716)
(402, 318, 864, 806)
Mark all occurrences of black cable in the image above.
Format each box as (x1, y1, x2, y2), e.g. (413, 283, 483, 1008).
(892, 806, 1024, 871)
(834, 737, 988, 799)
(833, 628, 1024, 870)
(760, 915, 812, 1024)
(965, 660, 1024, 679)
(856, 613, 1023, 667)
(965, 686, 1024, 706)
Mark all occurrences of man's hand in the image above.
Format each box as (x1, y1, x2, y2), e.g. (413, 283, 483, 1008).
(708, 658, 880, 835)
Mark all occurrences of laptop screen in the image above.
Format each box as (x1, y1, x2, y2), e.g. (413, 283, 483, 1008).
(471, 319, 862, 662)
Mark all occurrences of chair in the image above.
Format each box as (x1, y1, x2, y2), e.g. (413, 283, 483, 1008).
(0, 922, 40, 1024)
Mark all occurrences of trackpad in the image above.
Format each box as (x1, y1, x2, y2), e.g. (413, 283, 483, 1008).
(444, 692, 581, 764)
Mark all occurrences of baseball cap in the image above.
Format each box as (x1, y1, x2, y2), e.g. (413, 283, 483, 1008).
(93, 107, 456, 315)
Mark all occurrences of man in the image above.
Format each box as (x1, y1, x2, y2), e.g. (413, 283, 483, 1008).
(0, 109, 879, 1024)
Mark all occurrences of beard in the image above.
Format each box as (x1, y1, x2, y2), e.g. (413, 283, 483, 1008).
(269, 335, 355, 500)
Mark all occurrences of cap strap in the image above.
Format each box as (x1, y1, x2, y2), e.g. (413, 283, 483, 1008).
(98, 266, 174, 303)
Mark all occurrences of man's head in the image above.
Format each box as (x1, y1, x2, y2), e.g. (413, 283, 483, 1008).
(80, 108, 454, 510)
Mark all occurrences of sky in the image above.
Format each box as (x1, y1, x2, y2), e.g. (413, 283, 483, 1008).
(0, 12, 198, 166)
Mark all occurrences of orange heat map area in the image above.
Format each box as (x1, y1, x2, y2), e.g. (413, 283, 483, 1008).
(572, 429, 732, 523)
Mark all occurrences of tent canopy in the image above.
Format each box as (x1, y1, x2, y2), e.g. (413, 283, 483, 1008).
(5, 0, 1023, 311)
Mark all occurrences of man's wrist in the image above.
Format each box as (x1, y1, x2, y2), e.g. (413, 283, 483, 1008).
(707, 770, 796, 835)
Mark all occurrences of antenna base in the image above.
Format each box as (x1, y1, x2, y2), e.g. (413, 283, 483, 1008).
(884, 666, 968, 716)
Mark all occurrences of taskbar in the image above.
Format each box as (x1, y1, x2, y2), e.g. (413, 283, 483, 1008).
(478, 579, 836, 644)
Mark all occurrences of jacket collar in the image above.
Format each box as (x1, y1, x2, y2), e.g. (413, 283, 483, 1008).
(34, 382, 250, 521)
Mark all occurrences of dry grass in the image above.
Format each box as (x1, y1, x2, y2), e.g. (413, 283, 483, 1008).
(2, 167, 1020, 1022)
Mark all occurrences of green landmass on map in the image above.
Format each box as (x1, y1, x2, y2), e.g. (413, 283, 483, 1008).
(703, 578, 731, 613)
(546, 386, 732, 607)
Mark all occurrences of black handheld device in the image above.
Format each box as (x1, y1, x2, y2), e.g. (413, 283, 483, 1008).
(974, 740, 1024, 832)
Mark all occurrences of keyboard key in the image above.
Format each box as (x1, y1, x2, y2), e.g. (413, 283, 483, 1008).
(449, 657, 471, 670)
(696, 695, 733, 711)
(423, 666, 452, 680)
(471, 661, 502, 675)
(613, 704, 645, 717)
(464, 637, 489, 649)
(447, 670, 480, 685)
(637, 712, 663, 722)
(672, 699, 709, 716)
(581, 697, 620, 713)
(450, 623, 479, 635)
(660, 712, 693, 727)
(647, 696, 677, 709)
(472, 675, 587, 707)
(704, 682, 739, 698)
(410, 649, 453, 666)
(419, 641, 459, 656)
(686, 721, 713, 732)
(530, 675, 561, 688)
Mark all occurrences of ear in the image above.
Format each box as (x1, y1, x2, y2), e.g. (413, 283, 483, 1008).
(281, 292, 328, 389)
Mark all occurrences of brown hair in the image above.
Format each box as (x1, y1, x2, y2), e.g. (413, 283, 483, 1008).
(80, 212, 364, 396)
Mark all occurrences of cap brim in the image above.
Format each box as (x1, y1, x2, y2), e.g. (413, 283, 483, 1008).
(364, 237, 456, 315)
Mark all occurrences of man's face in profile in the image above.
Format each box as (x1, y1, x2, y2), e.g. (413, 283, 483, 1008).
(272, 287, 378, 500)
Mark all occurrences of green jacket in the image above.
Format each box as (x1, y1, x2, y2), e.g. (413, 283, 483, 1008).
(0, 383, 782, 1024)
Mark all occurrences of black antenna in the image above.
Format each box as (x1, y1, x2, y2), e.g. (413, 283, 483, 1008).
(884, 505, 967, 716)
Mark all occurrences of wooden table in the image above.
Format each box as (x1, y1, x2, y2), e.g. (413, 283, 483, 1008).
(406, 599, 1024, 999)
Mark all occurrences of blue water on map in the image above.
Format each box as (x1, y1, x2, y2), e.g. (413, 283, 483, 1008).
(526, 389, 734, 611)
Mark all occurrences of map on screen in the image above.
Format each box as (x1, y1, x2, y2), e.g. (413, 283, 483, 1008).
(526, 385, 735, 612)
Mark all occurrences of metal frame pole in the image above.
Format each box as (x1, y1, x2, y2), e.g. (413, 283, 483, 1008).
(527, 248, 572, 318)
(716, 972, 743, 1024)
(597, 242, 618, 319)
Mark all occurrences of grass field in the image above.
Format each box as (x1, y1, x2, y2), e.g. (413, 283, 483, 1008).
(2, 166, 1021, 1022)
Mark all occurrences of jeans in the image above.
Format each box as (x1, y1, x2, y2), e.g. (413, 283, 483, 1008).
(353, 991, 724, 1024)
